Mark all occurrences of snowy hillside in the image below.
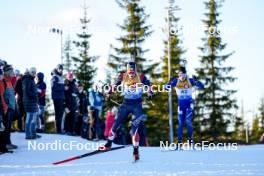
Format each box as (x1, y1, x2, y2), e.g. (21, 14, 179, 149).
(0, 133, 264, 176)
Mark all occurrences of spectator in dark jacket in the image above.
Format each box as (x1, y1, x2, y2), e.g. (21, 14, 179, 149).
(77, 83, 88, 117)
(3, 64, 17, 149)
(64, 72, 78, 135)
(14, 70, 25, 132)
(77, 82, 88, 136)
(36, 72, 46, 133)
(22, 67, 39, 140)
(51, 64, 65, 134)
(0, 80, 5, 133)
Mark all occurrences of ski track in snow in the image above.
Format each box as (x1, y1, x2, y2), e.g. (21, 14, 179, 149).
(0, 133, 264, 176)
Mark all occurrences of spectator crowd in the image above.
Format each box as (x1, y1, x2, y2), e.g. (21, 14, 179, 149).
(0, 60, 144, 154)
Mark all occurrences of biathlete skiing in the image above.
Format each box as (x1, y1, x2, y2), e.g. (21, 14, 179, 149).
(166, 62, 204, 149)
(99, 61, 153, 162)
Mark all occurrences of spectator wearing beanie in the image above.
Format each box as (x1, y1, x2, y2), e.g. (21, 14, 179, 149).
(3, 64, 17, 150)
(0, 62, 11, 153)
(77, 82, 88, 136)
(36, 72, 46, 132)
(51, 64, 65, 134)
(22, 67, 40, 140)
(14, 70, 25, 132)
(88, 85, 105, 140)
(64, 72, 78, 135)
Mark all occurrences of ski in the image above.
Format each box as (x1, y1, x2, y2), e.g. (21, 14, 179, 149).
(52, 145, 126, 165)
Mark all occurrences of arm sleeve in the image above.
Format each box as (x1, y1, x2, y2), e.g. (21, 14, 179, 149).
(0, 96, 3, 117)
(84, 94, 89, 114)
(89, 90, 95, 107)
(115, 73, 123, 86)
(51, 76, 58, 90)
(190, 78, 204, 89)
(14, 81, 19, 95)
(39, 83, 46, 97)
(25, 80, 37, 99)
(141, 74, 153, 95)
(165, 78, 178, 90)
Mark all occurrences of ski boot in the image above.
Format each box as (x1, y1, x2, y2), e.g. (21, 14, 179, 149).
(0, 147, 13, 154)
(133, 146, 139, 162)
(99, 139, 112, 151)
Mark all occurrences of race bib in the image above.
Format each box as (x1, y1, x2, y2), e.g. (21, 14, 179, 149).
(123, 84, 143, 99)
(176, 88, 193, 99)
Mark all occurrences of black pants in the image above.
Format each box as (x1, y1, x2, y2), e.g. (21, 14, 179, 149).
(75, 114, 83, 135)
(0, 131, 7, 152)
(2, 109, 14, 145)
(53, 99, 64, 134)
(0, 113, 7, 152)
(17, 100, 25, 131)
(64, 111, 77, 134)
(81, 123, 89, 139)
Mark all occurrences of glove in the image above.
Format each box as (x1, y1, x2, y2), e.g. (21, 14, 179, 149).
(192, 75, 198, 81)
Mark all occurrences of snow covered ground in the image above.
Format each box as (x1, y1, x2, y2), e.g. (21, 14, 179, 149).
(0, 133, 264, 176)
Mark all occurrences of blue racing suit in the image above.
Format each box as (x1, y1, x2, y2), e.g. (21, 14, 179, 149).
(108, 72, 152, 147)
(167, 77, 204, 141)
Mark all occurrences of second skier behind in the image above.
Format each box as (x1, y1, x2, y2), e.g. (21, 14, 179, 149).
(166, 65, 204, 149)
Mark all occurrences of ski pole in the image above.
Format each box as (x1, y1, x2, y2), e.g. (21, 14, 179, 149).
(109, 98, 121, 106)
